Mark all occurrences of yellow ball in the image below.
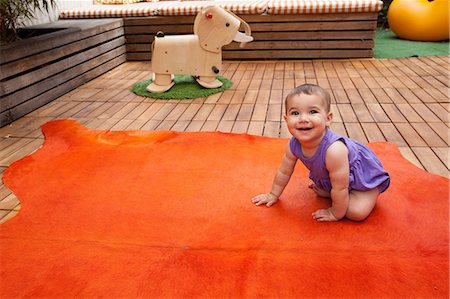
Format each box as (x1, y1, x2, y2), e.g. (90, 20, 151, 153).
(388, 0, 449, 42)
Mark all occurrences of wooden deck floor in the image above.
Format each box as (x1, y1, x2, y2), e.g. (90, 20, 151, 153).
(1, 57, 449, 223)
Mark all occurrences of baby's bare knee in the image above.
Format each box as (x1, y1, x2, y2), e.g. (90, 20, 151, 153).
(346, 210, 369, 221)
(346, 189, 379, 221)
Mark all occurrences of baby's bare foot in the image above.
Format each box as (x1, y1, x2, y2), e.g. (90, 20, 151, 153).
(308, 183, 331, 198)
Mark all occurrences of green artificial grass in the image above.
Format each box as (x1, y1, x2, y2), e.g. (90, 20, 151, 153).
(132, 75, 232, 99)
(374, 28, 450, 59)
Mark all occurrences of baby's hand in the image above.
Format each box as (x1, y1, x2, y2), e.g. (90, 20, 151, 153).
(312, 208, 339, 222)
(251, 193, 278, 207)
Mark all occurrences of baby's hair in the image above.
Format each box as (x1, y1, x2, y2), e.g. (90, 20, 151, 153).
(285, 84, 331, 113)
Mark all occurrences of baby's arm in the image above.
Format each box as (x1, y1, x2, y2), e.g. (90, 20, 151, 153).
(252, 143, 297, 207)
(312, 141, 349, 221)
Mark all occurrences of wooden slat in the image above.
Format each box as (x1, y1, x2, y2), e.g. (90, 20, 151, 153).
(1, 53, 126, 127)
(0, 27, 124, 81)
(126, 31, 375, 44)
(123, 12, 377, 61)
(0, 19, 123, 64)
(1, 37, 125, 96)
(1, 45, 125, 110)
(411, 147, 449, 177)
(222, 50, 374, 60)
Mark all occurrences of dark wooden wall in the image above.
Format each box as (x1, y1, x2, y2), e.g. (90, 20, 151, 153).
(0, 19, 127, 127)
(124, 13, 378, 61)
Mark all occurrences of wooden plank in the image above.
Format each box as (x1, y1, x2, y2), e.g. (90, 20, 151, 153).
(179, 103, 203, 121)
(337, 104, 358, 122)
(346, 89, 364, 104)
(126, 31, 375, 43)
(330, 122, 347, 137)
(263, 121, 281, 137)
(332, 89, 349, 103)
(1, 45, 126, 114)
(222, 50, 373, 60)
(192, 104, 214, 121)
(0, 138, 35, 162)
(242, 21, 374, 31)
(112, 102, 142, 120)
(410, 123, 447, 147)
(165, 103, 189, 121)
(0, 19, 123, 64)
(0, 27, 124, 81)
(411, 147, 449, 178)
(1, 37, 125, 96)
(224, 40, 374, 50)
(377, 123, 407, 147)
(352, 103, 374, 122)
(236, 104, 255, 121)
(185, 120, 205, 132)
(395, 104, 423, 122)
(0, 139, 43, 167)
(344, 122, 368, 144)
(58, 102, 92, 118)
(156, 119, 176, 131)
(141, 119, 161, 130)
(380, 104, 407, 122)
(243, 13, 378, 22)
(0, 52, 126, 127)
(171, 120, 191, 132)
(201, 120, 220, 131)
(428, 122, 449, 145)
(124, 24, 193, 34)
(123, 13, 377, 26)
(222, 104, 242, 121)
(123, 16, 196, 26)
(231, 121, 250, 134)
(111, 119, 134, 130)
(128, 40, 374, 52)
(361, 123, 385, 142)
(382, 87, 406, 104)
(432, 147, 449, 170)
(410, 103, 442, 123)
(398, 147, 424, 170)
(366, 103, 391, 123)
(396, 88, 421, 104)
(217, 120, 234, 132)
(394, 123, 427, 147)
(0, 115, 50, 137)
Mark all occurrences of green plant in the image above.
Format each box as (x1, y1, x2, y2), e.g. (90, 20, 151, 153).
(0, 0, 56, 44)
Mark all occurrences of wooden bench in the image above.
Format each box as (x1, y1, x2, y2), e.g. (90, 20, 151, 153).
(0, 19, 126, 127)
(125, 12, 379, 60)
(60, 0, 382, 60)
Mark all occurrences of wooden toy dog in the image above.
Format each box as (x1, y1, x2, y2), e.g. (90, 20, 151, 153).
(147, 6, 253, 93)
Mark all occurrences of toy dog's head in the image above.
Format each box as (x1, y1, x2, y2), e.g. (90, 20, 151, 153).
(194, 6, 253, 53)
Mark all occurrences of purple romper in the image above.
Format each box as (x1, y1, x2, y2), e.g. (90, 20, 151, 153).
(289, 129, 390, 193)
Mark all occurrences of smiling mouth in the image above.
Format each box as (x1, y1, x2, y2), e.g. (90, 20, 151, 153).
(297, 127, 312, 131)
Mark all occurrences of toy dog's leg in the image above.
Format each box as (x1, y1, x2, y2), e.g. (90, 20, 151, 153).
(147, 73, 175, 93)
(196, 76, 223, 89)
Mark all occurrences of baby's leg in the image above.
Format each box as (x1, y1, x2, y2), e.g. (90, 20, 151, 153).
(346, 188, 379, 221)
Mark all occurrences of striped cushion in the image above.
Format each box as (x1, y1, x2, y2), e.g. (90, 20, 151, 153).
(94, 0, 142, 4)
(59, 0, 382, 19)
(153, 0, 269, 16)
(60, 2, 159, 18)
(267, 0, 383, 14)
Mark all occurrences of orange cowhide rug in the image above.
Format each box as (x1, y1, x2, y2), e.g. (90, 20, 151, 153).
(1, 119, 448, 298)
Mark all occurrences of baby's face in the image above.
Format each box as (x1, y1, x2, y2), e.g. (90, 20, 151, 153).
(284, 93, 332, 144)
